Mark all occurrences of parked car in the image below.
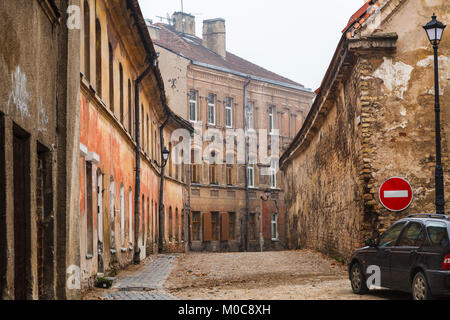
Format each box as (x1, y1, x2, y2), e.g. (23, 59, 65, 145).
(349, 214, 450, 300)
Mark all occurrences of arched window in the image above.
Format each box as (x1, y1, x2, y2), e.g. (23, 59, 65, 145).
(119, 63, 124, 124)
(169, 207, 173, 241)
(128, 188, 133, 245)
(95, 18, 102, 97)
(110, 178, 115, 250)
(128, 79, 132, 133)
(175, 208, 179, 242)
(108, 43, 114, 112)
(120, 184, 125, 247)
(83, 0, 90, 82)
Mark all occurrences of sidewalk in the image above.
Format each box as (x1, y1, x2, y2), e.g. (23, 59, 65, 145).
(102, 254, 178, 300)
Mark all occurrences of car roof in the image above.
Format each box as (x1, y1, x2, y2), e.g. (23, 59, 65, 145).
(397, 214, 450, 226)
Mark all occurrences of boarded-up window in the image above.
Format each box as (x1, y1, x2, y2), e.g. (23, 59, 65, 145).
(229, 213, 235, 240)
(203, 212, 212, 242)
(13, 125, 31, 300)
(249, 213, 256, 240)
(211, 212, 219, 241)
(221, 212, 229, 241)
(226, 165, 232, 185)
(192, 212, 201, 241)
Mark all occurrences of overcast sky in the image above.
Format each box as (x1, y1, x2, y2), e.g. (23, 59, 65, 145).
(138, 0, 366, 90)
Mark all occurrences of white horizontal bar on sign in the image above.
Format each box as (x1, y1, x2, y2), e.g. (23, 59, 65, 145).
(384, 190, 409, 198)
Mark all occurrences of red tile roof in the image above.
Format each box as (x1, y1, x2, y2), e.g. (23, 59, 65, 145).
(151, 23, 305, 88)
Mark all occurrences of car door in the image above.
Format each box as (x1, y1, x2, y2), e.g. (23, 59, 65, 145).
(367, 221, 408, 288)
(390, 221, 425, 291)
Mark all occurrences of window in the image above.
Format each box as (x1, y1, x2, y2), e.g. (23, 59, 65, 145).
(271, 214, 278, 240)
(141, 196, 145, 246)
(270, 159, 277, 189)
(397, 222, 424, 247)
(191, 149, 200, 184)
(269, 106, 275, 134)
(248, 165, 254, 188)
(225, 97, 233, 128)
(147, 115, 150, 154)
(208, 93, 215, 125)
(229, 212, 235, 240)
(108, 43, 114, 112)
(169, 207, 173, 241)
(109, 178, 115, 250)
(192, 212, 201, 241)
(83, 0, 90, 82)
(85, 162, 94, 256)
(119, 63, 124, 124)
(211, 212, 219, 241)
(128, 189, 133, 245)
(189, 90, 197, 122)
(247, 102, 254, 130)
(209, 164, 218, 185)
(226, 165, 233, 186)
(95, 18, 101, 97)
(128, 79, 132, 133)
(249, 214, 256, 240)
(175, 208, 179, 241)
(379, 222, 407, 248)
(426, 221, 449, 247)
(120, 184, 125, 247)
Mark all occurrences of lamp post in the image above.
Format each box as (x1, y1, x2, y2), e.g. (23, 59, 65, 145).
(259, 189, 271, 252)
(154, 146, 170, 253)
(423, 14, 446, 215)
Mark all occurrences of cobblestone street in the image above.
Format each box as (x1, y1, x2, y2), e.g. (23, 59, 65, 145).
(84, 250, 417, 300)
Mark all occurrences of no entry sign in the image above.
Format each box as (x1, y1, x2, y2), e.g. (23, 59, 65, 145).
(379, 177, 413, 212)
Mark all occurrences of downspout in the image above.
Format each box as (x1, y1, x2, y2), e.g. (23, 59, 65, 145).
(243, 78, 251, 252)
(186, 135, 192, 251)
(133, 64, 152, 264)
(158, 116, 170, 253)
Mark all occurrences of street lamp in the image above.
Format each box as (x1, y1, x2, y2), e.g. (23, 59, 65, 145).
(423, 14, 446, 215)
(154, 146, 170, 253)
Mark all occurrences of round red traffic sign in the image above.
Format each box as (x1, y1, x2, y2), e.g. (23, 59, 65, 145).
(378, 177, 413, 212)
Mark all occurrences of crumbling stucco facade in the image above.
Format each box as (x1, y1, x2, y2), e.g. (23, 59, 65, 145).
(281, 0, 450, 262)
(0, 0, 80, 299)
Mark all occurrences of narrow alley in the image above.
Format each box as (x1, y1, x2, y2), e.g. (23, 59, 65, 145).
(84, 251, 413, 300)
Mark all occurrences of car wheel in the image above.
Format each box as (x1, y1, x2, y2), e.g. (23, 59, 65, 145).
(350, 263, 369, 295)
(412, 272, 432, 301)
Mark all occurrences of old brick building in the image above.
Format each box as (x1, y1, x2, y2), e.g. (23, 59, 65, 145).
(280, 0, 450, 262)
(0, 0, 80, 299)
(148, 13, 315, 252)
(78, 0, 192, 288)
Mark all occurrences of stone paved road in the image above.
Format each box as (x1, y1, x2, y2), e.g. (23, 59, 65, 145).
(102, 254, 178, 301)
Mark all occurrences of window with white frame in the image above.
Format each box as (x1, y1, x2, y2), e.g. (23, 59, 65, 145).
(225, 97, 233, 128)
(248, 165, 254, 188)
(271, 213, 278, 240)
(247, 102, 254, 130)
(189, 90, 197, 122)
(269, 106, 275, 134)
(270, 159, 277, 189)
(120, 185, 125, 247)
(208, 93, 215, 125)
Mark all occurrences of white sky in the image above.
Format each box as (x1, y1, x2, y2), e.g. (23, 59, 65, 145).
(138, 0, 366, 90)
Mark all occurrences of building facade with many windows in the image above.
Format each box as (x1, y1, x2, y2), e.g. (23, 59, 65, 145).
(148, 13, 315, 251)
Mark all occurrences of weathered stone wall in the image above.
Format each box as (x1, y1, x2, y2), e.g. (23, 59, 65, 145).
(282, 59, 366, 261)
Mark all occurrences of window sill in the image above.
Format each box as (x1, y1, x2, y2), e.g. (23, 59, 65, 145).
(121, 247, 127, 253)
(110, 249, 116, 255)
(272, 239, 280, 242)
(86, 254, 93, 260)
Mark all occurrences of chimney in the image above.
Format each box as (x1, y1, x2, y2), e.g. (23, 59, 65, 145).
(202, 18, 226, 58)
(172, 12, 196, 36)
(146, 19, 160, 41)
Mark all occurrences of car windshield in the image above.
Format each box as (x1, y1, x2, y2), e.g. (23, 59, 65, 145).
(426, 221, 449, 247)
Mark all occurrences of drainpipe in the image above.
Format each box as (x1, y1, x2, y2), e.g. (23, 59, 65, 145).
(243, 78, 251, 252)
(158, 116, 170, 253)
(133, 64, 152, 264)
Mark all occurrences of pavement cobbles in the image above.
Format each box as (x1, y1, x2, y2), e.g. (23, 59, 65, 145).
(103, 254, 178, 300)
